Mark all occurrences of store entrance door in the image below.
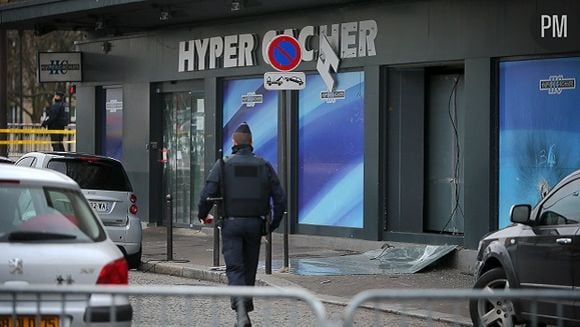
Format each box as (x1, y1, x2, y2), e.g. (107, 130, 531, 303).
(424, 74, 465, 234)
(161, 91, 205, 227)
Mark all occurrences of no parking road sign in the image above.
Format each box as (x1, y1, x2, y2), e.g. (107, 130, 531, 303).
(267, 35, 302, 72)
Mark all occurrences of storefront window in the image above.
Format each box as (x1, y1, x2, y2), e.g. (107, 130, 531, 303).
(104, 87, 123, 160)
(499, 57, 580, 228)
(222, 78, 278, 168)
(298, 71, 365, 228)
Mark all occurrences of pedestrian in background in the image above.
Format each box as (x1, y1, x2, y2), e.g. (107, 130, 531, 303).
(41, 91, 68, 152)
(197, 122, 286, 327)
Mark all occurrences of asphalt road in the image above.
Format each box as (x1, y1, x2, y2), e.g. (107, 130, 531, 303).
(129, 271, 458, 326)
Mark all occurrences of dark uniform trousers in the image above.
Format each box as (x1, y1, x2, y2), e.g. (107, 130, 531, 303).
(49, 129, 65, 152)
(221, 216, 263, 312)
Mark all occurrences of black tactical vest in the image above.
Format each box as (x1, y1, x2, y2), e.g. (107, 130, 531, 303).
(223, 154, 270, 217)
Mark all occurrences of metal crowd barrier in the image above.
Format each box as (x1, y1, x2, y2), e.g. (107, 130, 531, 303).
(0, 284, 330, 327)
(0, 123, 76, 158)
(2, 285, 580, 326)
(342, 288, 580, 327)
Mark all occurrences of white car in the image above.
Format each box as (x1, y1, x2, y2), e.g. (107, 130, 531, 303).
(16, 152, 142, 269)
(0, 166, 132, 326)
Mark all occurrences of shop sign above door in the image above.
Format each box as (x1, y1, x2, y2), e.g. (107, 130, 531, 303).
(38, 52, 82, 82)
(177, 20, 377, 73)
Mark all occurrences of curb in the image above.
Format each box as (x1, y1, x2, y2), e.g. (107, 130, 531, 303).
(140, 261, 472, 326)
(151, 226, 477, 275)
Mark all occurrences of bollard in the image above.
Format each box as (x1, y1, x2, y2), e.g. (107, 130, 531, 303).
(212, 204, 220, 267)
(166, 194, 173, 261)
(284, 212, 289, 269)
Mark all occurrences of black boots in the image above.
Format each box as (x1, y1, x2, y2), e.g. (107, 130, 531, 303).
(234, 312, 251, 327)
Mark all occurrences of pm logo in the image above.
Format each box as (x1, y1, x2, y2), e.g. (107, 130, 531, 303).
(539, 75, 576, 95)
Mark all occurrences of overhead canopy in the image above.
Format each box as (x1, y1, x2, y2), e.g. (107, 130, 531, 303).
(0, 0, 362, 35)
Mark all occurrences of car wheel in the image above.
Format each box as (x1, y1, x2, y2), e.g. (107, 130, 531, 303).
(127, 246, 142, 270)
(470, 267, 517, 327)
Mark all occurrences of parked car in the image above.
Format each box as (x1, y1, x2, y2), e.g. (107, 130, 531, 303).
(0, 165, 131, 326)
(0, 156, 14, 164)
(15, 152, 143, 269)
(284, 76, 304, 85)
(470, 170, 580, 326)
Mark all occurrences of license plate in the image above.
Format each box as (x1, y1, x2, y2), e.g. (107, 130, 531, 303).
(0, 316, 59, 327)
(89, 201, 110, 212)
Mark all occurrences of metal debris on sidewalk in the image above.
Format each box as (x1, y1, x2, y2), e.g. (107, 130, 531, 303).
(289, 245, 457, 276)
(209, 266, 227, 271)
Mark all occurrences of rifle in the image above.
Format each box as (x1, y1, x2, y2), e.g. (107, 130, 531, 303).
(206, 153, 226, 228)
(264, 210, 272, 274)
(262, 211, 271, 236)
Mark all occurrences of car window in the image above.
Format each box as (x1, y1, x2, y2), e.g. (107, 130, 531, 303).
(538, 179, 580, 226)
(17, 189, 37, 220)
(0, 185, 106, 242)
(46, 158, 132, 191)
(15, 157, 36, 167)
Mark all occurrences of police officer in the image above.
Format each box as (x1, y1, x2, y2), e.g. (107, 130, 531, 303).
(41, 91, 68, 152)
(197, 122, 286, 327)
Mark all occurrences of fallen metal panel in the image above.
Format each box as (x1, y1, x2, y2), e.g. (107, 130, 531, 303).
(289, 245, 457, 276)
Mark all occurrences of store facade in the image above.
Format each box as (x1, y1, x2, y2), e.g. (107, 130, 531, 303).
(66, 0, 580, 249)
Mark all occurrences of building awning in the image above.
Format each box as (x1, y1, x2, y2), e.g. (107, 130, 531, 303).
(0, 0, 361, 35)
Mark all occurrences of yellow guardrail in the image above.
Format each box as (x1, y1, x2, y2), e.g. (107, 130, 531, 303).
(0, 140, 76, 145)
(0, 129, 76, 135)
(0, 125, 76, 156)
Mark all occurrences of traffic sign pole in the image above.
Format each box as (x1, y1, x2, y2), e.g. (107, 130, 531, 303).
(265, 35, 304, 270)
(278, 89, 289, 271)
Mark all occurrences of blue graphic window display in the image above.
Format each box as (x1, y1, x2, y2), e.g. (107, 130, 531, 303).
(222, 78, 278, 169)
(105, 88, 123, 161)
(298, 71, 365, 228)
(499, 57, 580, 228)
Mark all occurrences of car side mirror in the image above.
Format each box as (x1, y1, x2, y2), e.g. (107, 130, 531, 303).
(510, 204, 532, 224)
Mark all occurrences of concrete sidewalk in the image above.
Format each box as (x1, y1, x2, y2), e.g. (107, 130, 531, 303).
(139, 226, 476, 326)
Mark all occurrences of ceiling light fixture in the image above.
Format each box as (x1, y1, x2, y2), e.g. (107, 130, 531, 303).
(95, 20, 105, 31)
(231, 0, 241, 11)
(159, 10, 171, 21)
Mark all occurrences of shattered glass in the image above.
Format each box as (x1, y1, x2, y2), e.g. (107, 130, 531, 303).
(286, 245, 457, 276)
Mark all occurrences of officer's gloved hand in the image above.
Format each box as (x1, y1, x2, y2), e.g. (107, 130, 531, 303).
(199, 214, 214, 225)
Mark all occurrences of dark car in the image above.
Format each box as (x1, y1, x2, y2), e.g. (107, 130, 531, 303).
(470, 170, 580, 326)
